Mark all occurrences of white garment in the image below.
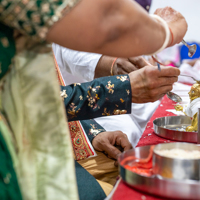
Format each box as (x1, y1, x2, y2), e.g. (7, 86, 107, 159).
(184, 97, 200, 117)
(52, 44, 160, 147)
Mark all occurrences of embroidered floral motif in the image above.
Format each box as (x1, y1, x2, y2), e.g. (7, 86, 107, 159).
(126, 89, 130, 95)
(60, 89, 68, 100)
(68, 103, 80, 119)
(79, 95, 83, 100)
(87, 86, 100, 109)
(89, 124, 104, 137)
(0, 0, 81, 41)
(106, 81, 114, 94)
(102, 108, 110, 116)
(68, 121, 94, 160)
(120, 98, 125, 103)
(117, 75, 129, 82)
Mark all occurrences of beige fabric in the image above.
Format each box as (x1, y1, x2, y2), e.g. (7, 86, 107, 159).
(78, 151, 119, 186)
(0, 46, 78, 200)
(96, 180, 113, 196)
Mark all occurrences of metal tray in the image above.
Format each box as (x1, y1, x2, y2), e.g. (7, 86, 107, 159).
(119, 146, 200, 199)
(153, 116, 197, 143)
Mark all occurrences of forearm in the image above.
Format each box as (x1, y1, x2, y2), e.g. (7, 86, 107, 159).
(47, 0, 166, 57)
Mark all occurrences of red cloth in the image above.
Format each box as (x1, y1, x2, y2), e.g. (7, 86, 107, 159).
(112, 180, 169, 200)
(112, 95, 178, 200)
(137, 95, 176, 147)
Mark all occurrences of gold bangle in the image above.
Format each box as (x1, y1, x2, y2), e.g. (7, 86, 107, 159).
(110, 58, 118, 76)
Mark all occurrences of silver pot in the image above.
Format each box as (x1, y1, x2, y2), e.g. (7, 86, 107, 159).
(153, 142, 200, 181)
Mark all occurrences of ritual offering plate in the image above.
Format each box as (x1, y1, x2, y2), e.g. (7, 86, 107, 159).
(153, 116, 197, 143)
(119, 143, 200, 199)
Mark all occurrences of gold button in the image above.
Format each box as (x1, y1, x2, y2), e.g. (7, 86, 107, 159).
(114, 110, 120, 115)
(120, 110, 127, 114)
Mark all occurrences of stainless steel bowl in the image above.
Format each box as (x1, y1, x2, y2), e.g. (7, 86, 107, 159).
(153, 116, 197, 143)
(153, 143, 200, 181)
(119, 145, 200, 199)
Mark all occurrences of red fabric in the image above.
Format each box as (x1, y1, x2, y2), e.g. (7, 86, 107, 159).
(137, 95, 176, 147)
(112, 180, 169, 200)
(112, 95, 178, 200)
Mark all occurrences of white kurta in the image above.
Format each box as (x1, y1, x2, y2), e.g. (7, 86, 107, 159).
(52, 43, 160, 147)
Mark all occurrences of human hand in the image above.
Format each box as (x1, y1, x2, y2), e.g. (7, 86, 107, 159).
(154, 7, 188, 46)
(112, 56, 150, 75)
(129, 65, 180, 103)
(92, 131, 132, 166)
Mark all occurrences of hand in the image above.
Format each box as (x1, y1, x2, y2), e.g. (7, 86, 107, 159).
(154, 7, 188, 46)
(92, 131, 132, 166)
(112, 56, 150, 75)
(129, 65, 180, 103)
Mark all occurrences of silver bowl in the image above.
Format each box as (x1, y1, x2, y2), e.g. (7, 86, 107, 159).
(153, 143, 200, 181)
(153, 116, 197, 143)
(119, 145, 200, 199)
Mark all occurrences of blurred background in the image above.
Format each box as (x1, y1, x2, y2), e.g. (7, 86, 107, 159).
(150, 0, 200, 42)
(149, 0, 200, 66)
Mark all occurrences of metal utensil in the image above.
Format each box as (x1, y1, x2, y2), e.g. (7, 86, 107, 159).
(153, 115, 197, 143)
(153, 143, 200, 181)
(166, 91, 182, 102)
(182, 40, 197, 58)
(180, 74, 200, 83)
(119, 146, 200, 200)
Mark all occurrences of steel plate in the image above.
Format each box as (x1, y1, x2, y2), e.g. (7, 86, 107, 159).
(119, 146, 200, 199)
(153, 116, 197, 143)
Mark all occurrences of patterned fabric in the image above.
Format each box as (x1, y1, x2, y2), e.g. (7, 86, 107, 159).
(54, 52, 106, 159)
(61, 75, 132, 121)
(0, 0, 81, 41)
(0, 23, 15, 79)
(69, 121, 94, 160)
(80, 119, 106, 143)
(0, 128, 22, 200)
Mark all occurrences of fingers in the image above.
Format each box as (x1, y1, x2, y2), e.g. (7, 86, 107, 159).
(92, 131, 132, 162)
(158, 66, 180, 77)
(128, 56, 151, 69)
(115, 133, 133, 152)
(102, 143, 122, 160)
(115, 58, 138, 74)
(147, 76, 178, 90)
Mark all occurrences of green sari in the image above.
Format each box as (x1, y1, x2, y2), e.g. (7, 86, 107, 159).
(0, 1, 81, 199)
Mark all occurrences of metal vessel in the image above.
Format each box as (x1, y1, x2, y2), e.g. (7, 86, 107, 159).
(119, 145, 200, 199)
(153, 116, 197, 143)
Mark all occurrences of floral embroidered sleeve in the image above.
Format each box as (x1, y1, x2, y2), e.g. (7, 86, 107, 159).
(61, 75, 132, 121)
(80, 119, 106, 143)
(0, 0, 81, 41)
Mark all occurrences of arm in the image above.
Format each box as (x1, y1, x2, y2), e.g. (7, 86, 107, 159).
(47, 1, 187, 57)
(0, 2, 187, 68)
(52, 43, 102, 81)
(61, 74, 132, 121)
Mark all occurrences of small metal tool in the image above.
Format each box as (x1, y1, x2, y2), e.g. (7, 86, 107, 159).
(166, 91, 182, 103)
(182, 40, 197, 58)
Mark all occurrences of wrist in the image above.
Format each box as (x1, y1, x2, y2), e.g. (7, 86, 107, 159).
(110, 57, 118, 76)
(148, 14, 170, 55)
